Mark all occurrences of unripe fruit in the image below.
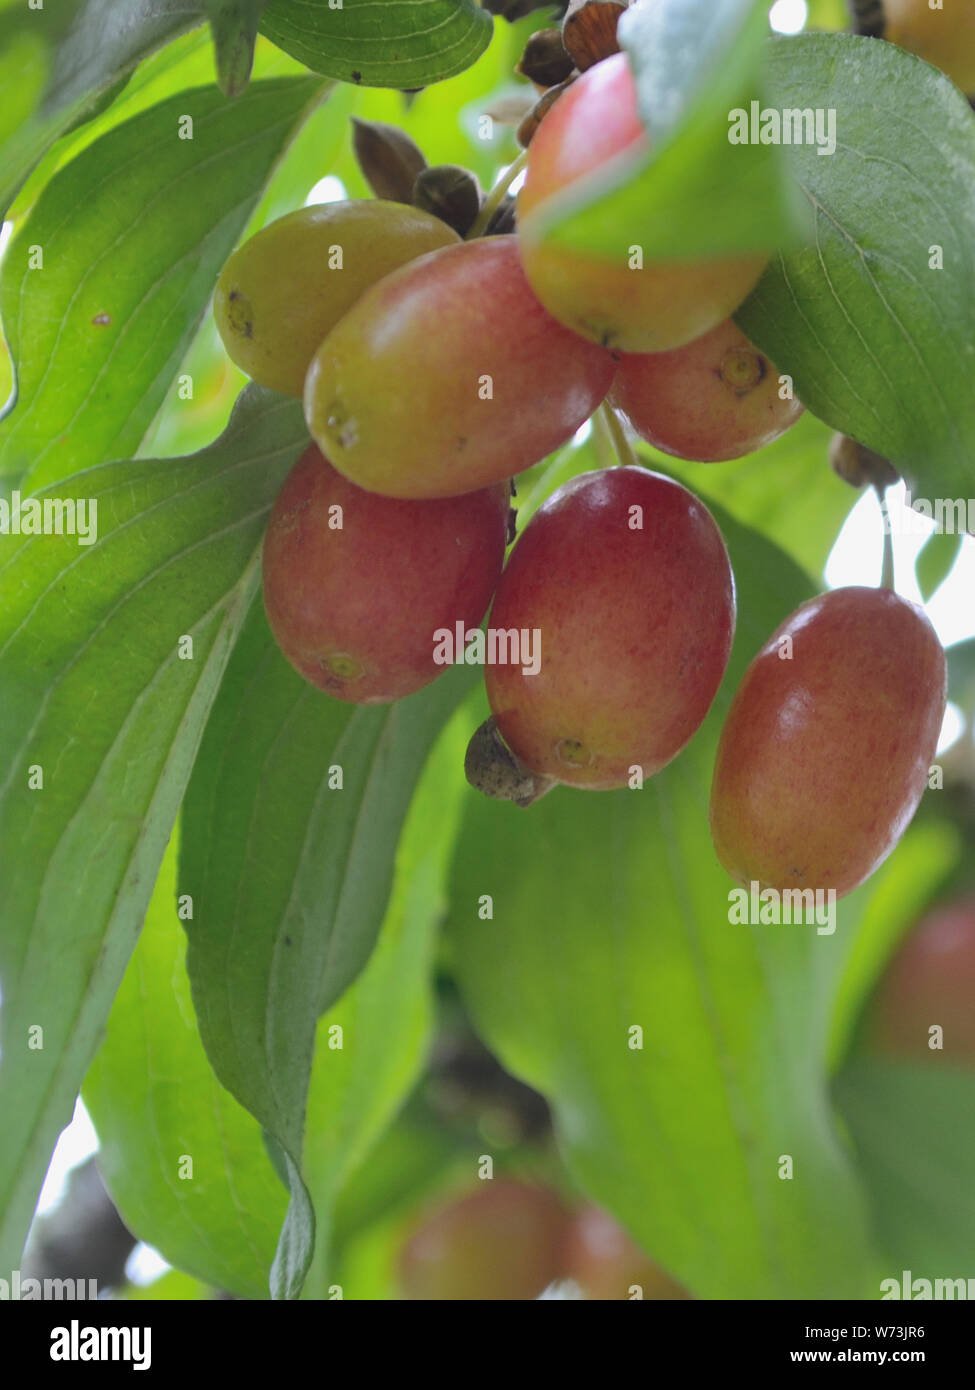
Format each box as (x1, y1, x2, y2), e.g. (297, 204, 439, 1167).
(398, 1181, 569, 1300)
(562, 1206, 690, 1300)
(214, 201, 459, 397)
(710, 587, 946, 899)
(517, 53, 768, 352)
(304, 236, 616, 500)
(609, 319, 804, 462)
(262, 445, 509, 703)
(485, 466, 736, 790)
(868, 900, 975, 1064)
(884, 0, 975, 94)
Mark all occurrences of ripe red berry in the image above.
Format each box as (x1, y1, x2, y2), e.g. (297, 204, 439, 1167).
(710, 587, 946, 898)
(485, 466, 736, 789)
(610, 318, 804, 462)
(262, 444, 510, 703)
(561, 1206, 690, 1300)
(304, 235, 616, 500)
(398, 1180, 569, 1300)
(867, 899, 975, 1064)
(517, 52, 768, 352)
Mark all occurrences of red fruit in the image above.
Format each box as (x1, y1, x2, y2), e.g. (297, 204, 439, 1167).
(485, 466, 736, 789)
(399, 1181, 569, 1301)
(710, 587, 946, 898)
(562, 1206, 690, 1300)
(868, 900, 975, 1064)
(262, 444, 509, 703)
(517, 52, 768, 352)
(304, 236, 616, 500)
(610, 318, 804, 462)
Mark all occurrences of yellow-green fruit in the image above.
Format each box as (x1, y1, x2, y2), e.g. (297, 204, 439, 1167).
(884, 0, 975, 93)
(213, 201, 460, 397)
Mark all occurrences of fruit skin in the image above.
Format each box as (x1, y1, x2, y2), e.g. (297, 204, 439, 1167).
(304, 235, 616, 500)
(517, 52, 768, 353)
(262, 444, 509, 704)
(884, 0, 975, 94)
(868, 900, 975, 1064)
(561, 1206, 690, 1300)
(485, 466, 736, 790)
(609, 318, 804, 462)
(214, 201, 459, 397)
(710, 587, 946, 899)
(398, 1180, 569, 1301)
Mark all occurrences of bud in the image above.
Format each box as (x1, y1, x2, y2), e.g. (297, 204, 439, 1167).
(465, 718, 556, 807)
(517, 29, 576, 89)
(351, 117, 427, 204)
(412, 164, 483, 237)
(829, 432, 900, 490)
(517, 78, 576, 148)
(482, 0, 558, 19)
(562, 0, 627, 72)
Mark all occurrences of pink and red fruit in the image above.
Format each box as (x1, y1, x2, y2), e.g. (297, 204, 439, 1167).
(868, 899, 975, 1064)
(262, 444, 509, 703)
(710, 587, 946, 898)
(561, 1206, 690, 1300)
(610, 318, 804, 462)
(485, 466, 736, 789)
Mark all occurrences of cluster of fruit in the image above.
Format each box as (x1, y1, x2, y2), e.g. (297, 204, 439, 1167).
(397, 1179, 688, 1301)
(215, 45, 947, 903)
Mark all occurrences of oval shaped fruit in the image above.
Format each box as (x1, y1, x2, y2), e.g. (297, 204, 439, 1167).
(214, 200, 459, 397)
(304, 235, 616, 500)
(710, 587, 946, 899)
(884, 0, 975, 94)
(868, 899, 975, 1064)
(399, 1181, 569, 1301)
(262, 444, 509, 703)
(610, 318, 804, 462)
(562, 1206, 691, 1300)
(485, 466, 736, 789)
(517, 52, 768, 353)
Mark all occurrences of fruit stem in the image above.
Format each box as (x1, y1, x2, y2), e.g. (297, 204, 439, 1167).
(598, 401, 638, 470)
(466, 150, 529, 239)
(875, 482, 895, 590)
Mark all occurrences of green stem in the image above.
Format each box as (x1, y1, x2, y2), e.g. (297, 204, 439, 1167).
(466, 149, 529, 239)
(876, 483, 895, 590)
(598, 401, 638, 469)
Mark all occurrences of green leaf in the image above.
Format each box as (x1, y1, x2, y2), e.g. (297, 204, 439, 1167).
(180, 599, 477, 1298)
(0, 0, 209, 215)
(835, 1059, 975, 1279)
(259, 0, 493, 89)
(0, 384, 306, 1276)
(205, 1, 268, 97)
(447, 510, 880, 1299)
(83, 834, 286, 1299)
(0, 75, 324, 490)
(915, 527, 964, 602)
(525, 0, 807, 262)
(737, 35, 975, 505)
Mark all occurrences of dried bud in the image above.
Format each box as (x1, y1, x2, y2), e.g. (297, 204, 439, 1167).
(829, 432, 900, 490)
(465, 718, 556, 807)
(482, 0, 559, 20)
(562, 0, 627, 72)
(351, 117, 427, 204)
(517, 77, 576, 148)
(412, 164, 483, 237)
(517, 28, 576, 89)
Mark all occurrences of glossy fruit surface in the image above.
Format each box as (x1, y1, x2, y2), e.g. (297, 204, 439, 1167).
(610, 318, 804, 461)
(868, 900, 975, 1064)
(562, 1206, 690, 1300)
(710, 587, 946, 898)
(304, 235, 616, 499)
(399, 1180, 569, 1300)
(485, 466, 736, 789)
(517, 52, 767, 352)
(214, 201, 459, 397)
(884, 0, 975, 93)
(262, 444, 509, 703)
